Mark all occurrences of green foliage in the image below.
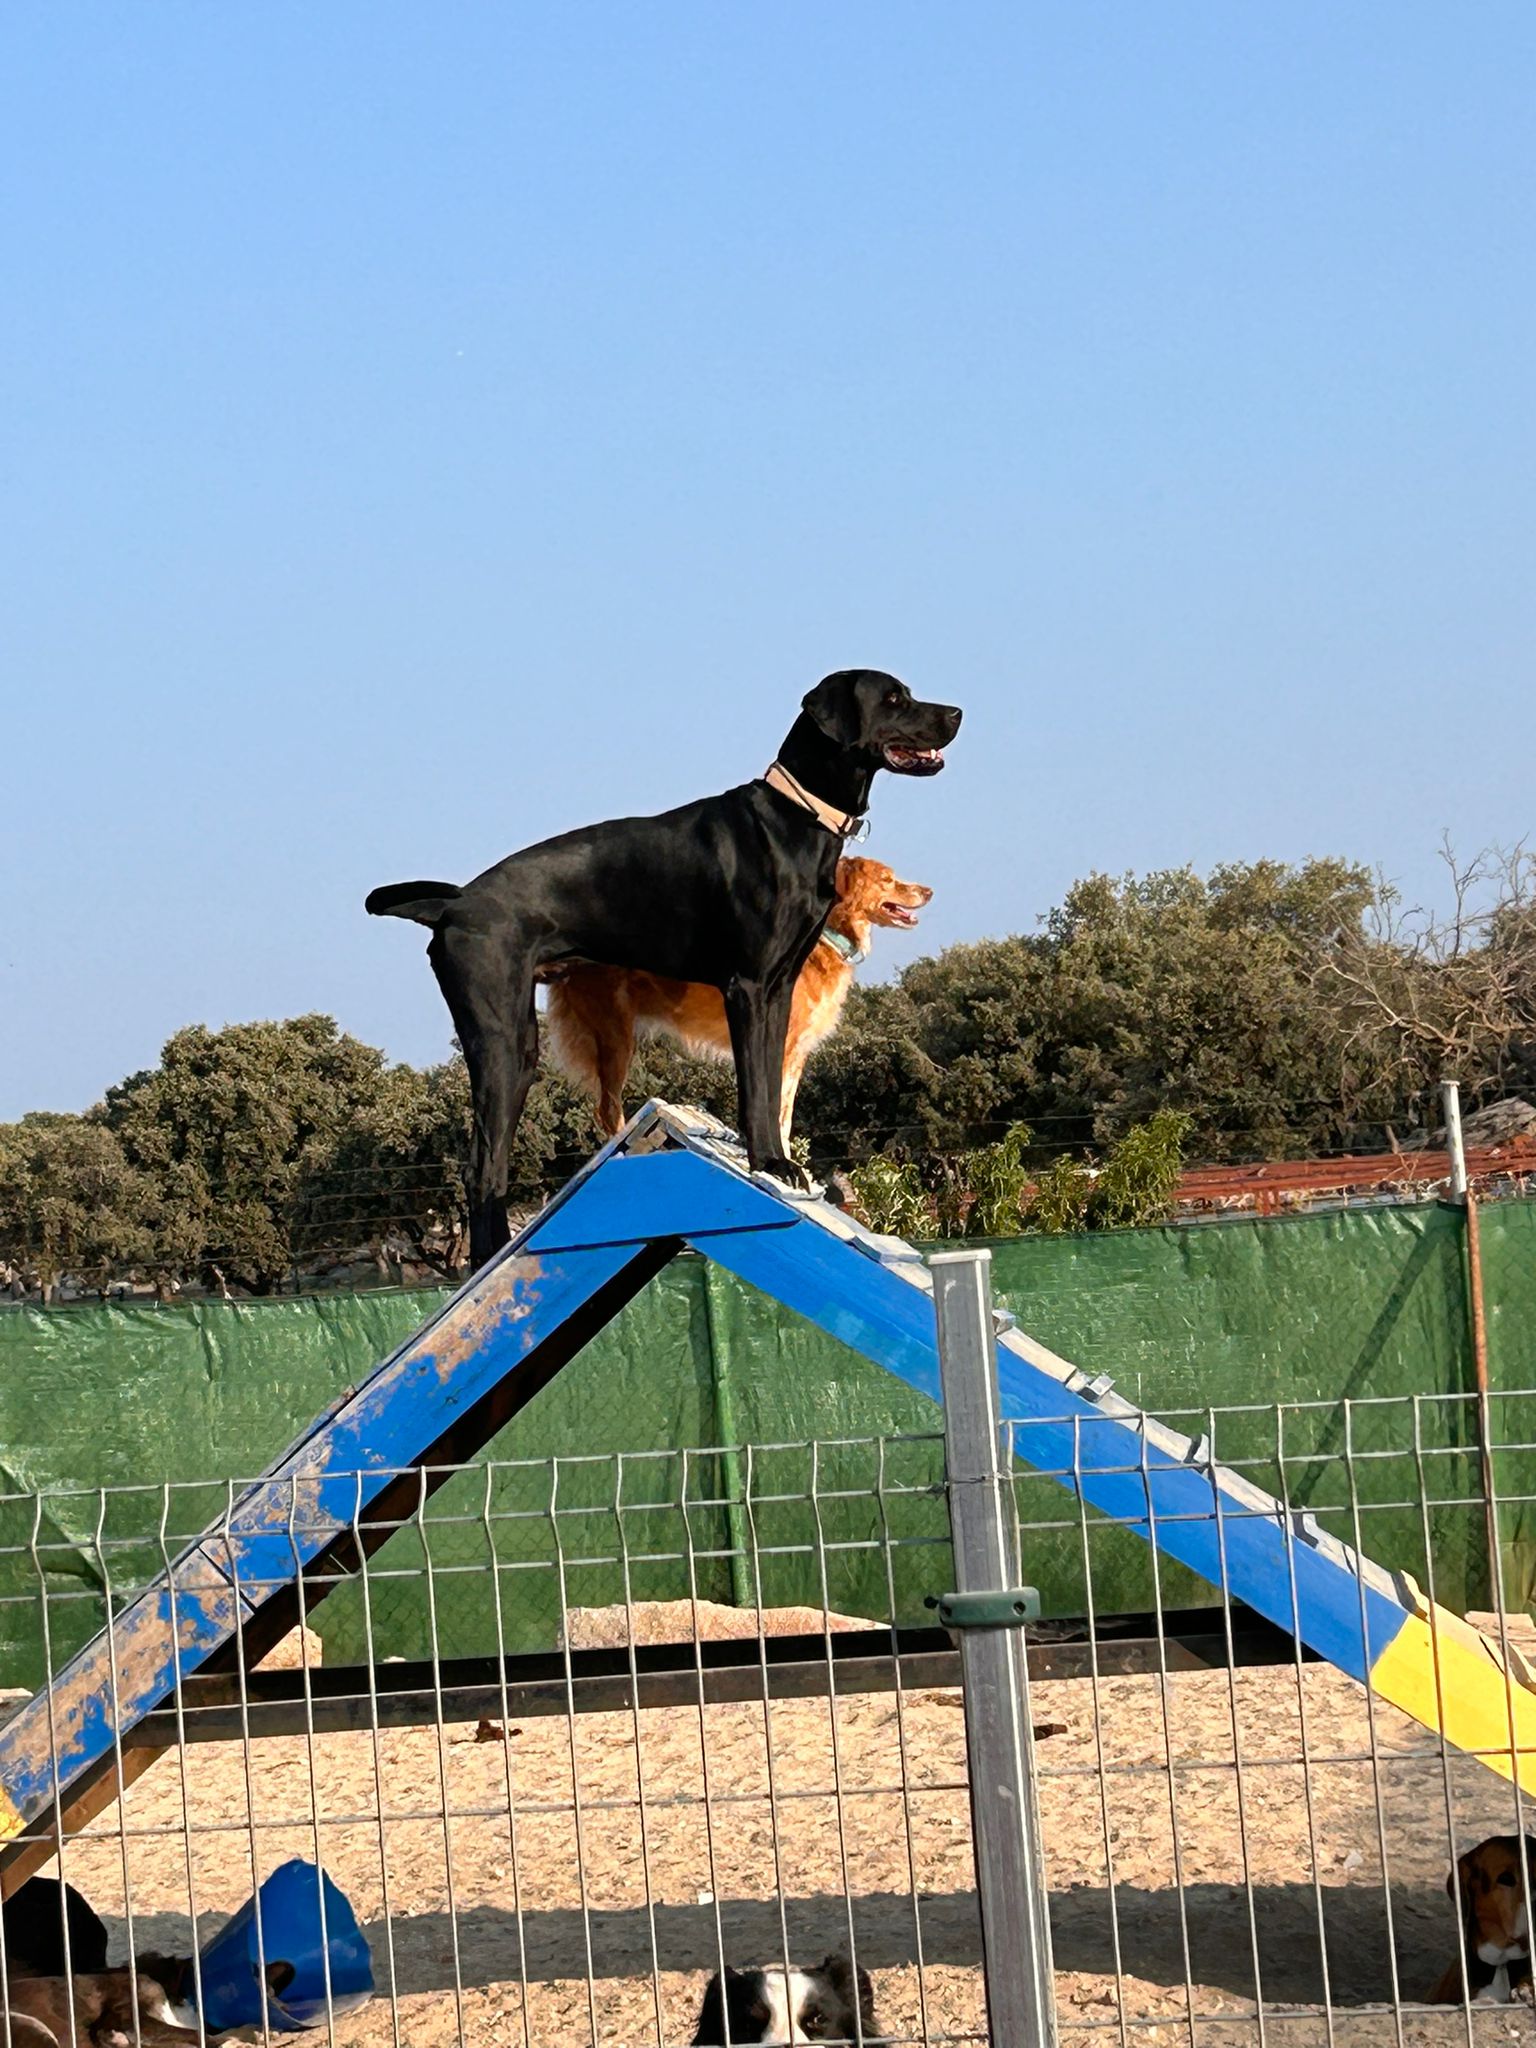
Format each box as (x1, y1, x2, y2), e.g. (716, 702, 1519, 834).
(850, 1109, 1192, 1242)
(1016, 1110, 1192, 1237)
(798, 857, 1385, 1161)
(957, 1123, 1032, 1237)
(304, 1056, 471, 1277)
(624, 1038, 739, 1129)
(5, 847, 1531, 1295)
(0, 1113, 154, 1292)
(848, 1153, 930, 1238)
(1086, 1109, 1192, 1230)
(1023, 1153, 1094, 1235)
(100, 1016, 400, 1293)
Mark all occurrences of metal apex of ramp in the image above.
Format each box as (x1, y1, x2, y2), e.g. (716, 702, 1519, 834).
(3, 1100, 1535, 1882)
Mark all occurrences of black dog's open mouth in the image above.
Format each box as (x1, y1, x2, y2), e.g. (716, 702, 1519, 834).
(883, 744, 945, 775)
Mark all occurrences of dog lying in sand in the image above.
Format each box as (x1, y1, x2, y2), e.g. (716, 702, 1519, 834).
(1429, 1834, 1536, 2004)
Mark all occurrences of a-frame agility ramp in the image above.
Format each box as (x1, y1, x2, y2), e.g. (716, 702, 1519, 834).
(4, 1099, 1535, 1881)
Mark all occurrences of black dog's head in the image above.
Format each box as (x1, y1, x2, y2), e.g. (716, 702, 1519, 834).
(799, 670, 961, 779)
(1, 1876, 109, 1976)
(692, 1953, 883, 2044)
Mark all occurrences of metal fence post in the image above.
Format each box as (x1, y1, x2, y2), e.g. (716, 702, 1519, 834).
(932, 1248, 1057, 2048)
(1441, 1077, 1500, 1605)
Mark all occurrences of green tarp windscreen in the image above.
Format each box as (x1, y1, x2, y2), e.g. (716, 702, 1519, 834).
(2, 1200, 1533, 1688)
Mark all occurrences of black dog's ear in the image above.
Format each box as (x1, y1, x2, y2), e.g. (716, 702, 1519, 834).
(691, 1970, 728, 2046)
(801, 672, 864, 745)
(819, 1954, 882, 2041)
(817, 1954, 875, 2003)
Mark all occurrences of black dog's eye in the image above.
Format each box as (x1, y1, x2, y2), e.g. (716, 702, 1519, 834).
(1500, 1870, 1519, 1887)
(884, 687, 902, 706)
(800, 2012, 825, 2038)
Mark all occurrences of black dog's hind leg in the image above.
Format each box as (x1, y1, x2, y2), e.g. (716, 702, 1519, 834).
(431, 929, 540, 1269)
(725, 976, 807, 1186)
(462, 993, 540, 1268)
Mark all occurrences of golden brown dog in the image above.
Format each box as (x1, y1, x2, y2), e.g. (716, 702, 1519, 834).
(1, 2015, 59, 2048)
(3, 1954, 204, 2046)
(1429, 1834, 1536, 2005)
(543, 856, 931, 1148)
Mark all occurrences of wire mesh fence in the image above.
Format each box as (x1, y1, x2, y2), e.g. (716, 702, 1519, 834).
(1, 1388, 1534, 2047)
(1002, 1390, 1536, 2046)
(6, 1135, 1534, 1305)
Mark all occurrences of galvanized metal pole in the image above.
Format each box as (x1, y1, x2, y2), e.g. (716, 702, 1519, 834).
(931, 1248, 1056, 2048)
(1441, 1077, 1469, 1200)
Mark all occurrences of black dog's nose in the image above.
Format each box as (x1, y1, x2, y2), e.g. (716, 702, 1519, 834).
(942, 705, 963, 738)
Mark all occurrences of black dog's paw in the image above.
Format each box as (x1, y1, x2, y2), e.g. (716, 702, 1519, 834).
(756, 1154, 812, 1191)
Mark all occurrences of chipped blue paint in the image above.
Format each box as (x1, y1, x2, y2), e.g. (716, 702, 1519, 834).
(0, 1241, 640, 1839)
(0, 1576, 237, 1823)
(179, 1244, 644, 1644)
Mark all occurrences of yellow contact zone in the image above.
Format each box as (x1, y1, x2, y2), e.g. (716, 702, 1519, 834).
(1371, 1608, 1536, 1793)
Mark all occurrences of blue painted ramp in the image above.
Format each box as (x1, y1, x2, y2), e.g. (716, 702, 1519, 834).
(5, 1102, 1536, 1877)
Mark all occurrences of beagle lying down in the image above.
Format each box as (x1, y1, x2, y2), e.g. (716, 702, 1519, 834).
(1430, 1833, 1536, 2005)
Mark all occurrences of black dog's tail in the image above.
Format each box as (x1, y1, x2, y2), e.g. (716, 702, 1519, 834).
(365, 880, 462, 927)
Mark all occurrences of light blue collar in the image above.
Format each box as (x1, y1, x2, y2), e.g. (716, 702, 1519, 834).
(818, 926, 867, 965)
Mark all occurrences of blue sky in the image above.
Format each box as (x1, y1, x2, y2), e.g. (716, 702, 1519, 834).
(3, 3, 1532, 1119)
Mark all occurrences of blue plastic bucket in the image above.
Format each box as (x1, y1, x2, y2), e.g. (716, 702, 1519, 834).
(193, 1859, 373, 2033)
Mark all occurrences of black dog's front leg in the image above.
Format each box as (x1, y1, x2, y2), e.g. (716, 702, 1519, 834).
(725, 976, 807, 1186)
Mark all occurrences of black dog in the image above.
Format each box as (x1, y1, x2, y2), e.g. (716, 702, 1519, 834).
(692, 1953, 884, 2043)
(1, 1875, 109, 1977)
(368, 670, 961, 1267)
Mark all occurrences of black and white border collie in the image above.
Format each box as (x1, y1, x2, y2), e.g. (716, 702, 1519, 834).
(692, 1954, 883, 2044)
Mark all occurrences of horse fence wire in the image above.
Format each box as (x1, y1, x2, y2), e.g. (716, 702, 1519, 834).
(0, 1393, 1532, 2046)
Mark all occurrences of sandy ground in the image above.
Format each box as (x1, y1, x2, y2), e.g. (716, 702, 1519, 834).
(22, 1607, 1536, 2048)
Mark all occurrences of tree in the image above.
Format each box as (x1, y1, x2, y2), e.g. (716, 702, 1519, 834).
(99, 1016, 398, 1294)
(296, 1056, 472, 1279)
(792, 980, 943, 1159)
(0, 1114, 153, 1297)
(294, 1048, 643, 1283)
(801, 857, 1382, 1166)
(10, 847, 1530, 1298)
(1318, 841, 1536, 1129)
